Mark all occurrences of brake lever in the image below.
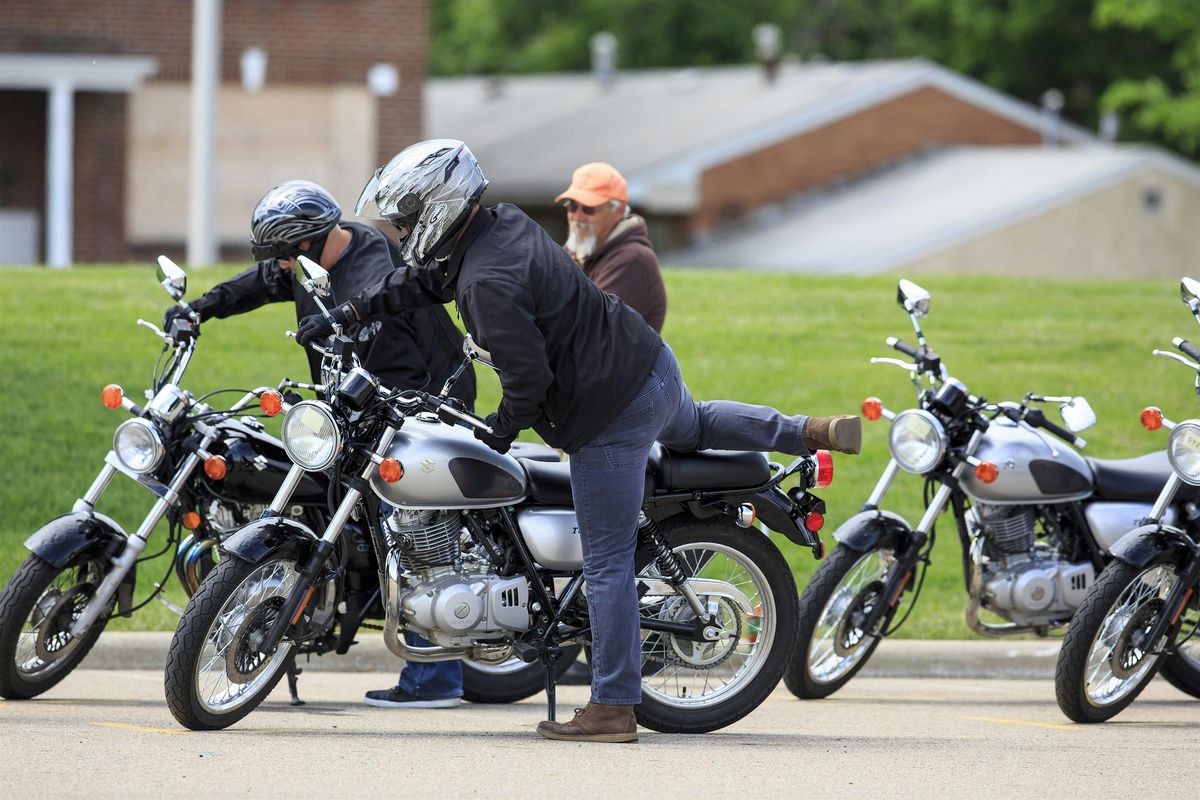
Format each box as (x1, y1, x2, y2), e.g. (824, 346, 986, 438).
(136, 318, 170, 342)
(870, 357, 918, 371)
(1152, 349, 1200, 370)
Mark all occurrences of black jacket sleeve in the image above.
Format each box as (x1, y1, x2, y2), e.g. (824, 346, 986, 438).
(348, 263, 451, 321)
(462, 279, 553, 437)
(192, 261, 294, 320)
(359, 312, 434, 392)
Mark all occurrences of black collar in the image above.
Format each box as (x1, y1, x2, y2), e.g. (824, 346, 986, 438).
(439, 205, 495, 290)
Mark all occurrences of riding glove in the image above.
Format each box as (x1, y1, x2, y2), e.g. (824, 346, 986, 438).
(473, 413, 516, 454)
(296, 302, 356, 346)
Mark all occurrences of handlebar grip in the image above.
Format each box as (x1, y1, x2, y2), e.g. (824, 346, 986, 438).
(887, 337, 920, 358)
(1024, 408, 1083, 447)
(1176, 337, 1200, 363)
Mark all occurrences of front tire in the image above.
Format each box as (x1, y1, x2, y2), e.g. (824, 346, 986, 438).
(0, 554, 110, 699)
(632, 517, 799, 734)
(783, 545, 897, 699)
(1055, 560, 1180, 723)
(164, 557, 299, 730)
(460, 644, 584, 704)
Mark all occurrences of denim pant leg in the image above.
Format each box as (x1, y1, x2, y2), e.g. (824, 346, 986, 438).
(397, 632, 464, 699)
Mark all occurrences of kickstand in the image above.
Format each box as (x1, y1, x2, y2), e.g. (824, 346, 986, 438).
(541, 644, 561, 722)
(286, 654, 306, 706)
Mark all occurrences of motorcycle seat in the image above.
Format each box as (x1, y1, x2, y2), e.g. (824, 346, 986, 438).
(1087, 451, 1173, 502)
(648, 444, 771, 491)
(520, 458, 575, 505)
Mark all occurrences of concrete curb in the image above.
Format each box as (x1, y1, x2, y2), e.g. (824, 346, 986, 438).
(86, 632, 1062, 679)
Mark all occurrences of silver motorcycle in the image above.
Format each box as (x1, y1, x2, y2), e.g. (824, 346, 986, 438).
(1056, 277, 1200, 722)
(784, 279, 1200, 699)
(164, 257, 832, 732)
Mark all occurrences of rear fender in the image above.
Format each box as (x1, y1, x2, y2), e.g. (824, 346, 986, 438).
(24, 512, 127, 568)
(219, 517, 320, 565)
(832, 509, 913, 553)
(1108, 524, 1190, 569)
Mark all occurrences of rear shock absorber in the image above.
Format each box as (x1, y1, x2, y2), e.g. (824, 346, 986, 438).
(638, 512, 687, 585)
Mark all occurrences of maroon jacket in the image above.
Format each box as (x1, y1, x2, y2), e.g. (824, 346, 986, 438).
(574, 215, 667, 333)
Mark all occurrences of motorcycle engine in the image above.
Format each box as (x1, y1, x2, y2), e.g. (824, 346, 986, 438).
(969, 503, 1094, 627)
(385, 508, 530, 647)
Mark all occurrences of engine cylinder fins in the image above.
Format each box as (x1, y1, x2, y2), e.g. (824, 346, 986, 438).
(975, 503, 1036, 556)
(384, 509, 463, 570)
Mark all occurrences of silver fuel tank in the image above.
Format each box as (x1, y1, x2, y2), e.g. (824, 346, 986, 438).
(369, 415, 527, 510)
(959, 418, 1093, 505)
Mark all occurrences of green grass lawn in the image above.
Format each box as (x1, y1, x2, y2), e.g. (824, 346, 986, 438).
(1, 264, 1195, 637)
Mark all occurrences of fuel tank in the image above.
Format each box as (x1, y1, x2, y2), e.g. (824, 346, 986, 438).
(960, 418, 1093, 504)
(369, 415, 527, 510)
(205, 418, 327, 505)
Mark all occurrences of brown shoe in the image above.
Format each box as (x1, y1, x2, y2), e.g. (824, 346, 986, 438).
(536, 702, 638, 743)
(803, 415, 862, 455)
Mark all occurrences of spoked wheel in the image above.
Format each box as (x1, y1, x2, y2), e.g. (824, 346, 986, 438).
(1159, 609, 1200, 699)
(631, 518, 799, 734)
(0, 555, 110, 699)
(1056, 560, 1180, 723)
(164, 557, 299, 730)
(461, 643, 584, 704)
(784, 545, 897, 699)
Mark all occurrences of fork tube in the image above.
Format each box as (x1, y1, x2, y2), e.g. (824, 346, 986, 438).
(915, 484, 955, 535)
(265, 464, 306, 516)
(1149, 474, 1182, 523)
(864, 460, 900, 510)
(72, 461, 118, 513)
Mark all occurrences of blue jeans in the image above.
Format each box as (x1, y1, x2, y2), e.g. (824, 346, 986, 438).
(572, 343, 809, 705)
(397, 632, 463, 700)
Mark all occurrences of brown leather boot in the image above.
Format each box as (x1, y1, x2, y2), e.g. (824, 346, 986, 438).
(803, 415, 862, 455)
(536, 702, 638, 743)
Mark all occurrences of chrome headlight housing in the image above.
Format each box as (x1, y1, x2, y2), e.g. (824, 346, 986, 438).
(1168, 421, 1200, 485)
(888, 409, 948, 474)
(282, 401, 341, 471)
(113, 418, 166, 474)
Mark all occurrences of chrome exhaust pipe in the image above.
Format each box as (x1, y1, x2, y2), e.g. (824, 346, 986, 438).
(382, 551, 472, 663)
(964, 537, 1030, 637)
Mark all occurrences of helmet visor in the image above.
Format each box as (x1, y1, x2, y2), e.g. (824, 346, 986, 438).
(354, 170, 384, 220)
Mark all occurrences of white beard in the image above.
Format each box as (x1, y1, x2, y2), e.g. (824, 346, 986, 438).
(565, 222, 597, 265)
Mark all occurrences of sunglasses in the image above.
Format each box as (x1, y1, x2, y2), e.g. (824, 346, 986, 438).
(562, 199, 603, 215)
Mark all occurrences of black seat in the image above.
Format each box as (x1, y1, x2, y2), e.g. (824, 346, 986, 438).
(520, 458, 574, 505)
(648, 445, 771, 491)
(1087, 451, 1174, 502)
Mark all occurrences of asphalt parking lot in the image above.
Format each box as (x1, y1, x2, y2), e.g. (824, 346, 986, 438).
(1, 662, 1196, 798)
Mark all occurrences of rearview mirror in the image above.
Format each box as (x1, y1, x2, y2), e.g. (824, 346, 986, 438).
(463, 335, 496, 369)
(296, 255, 332, 297)
(1181, 277, 1200, 310)
(897, 279, 931, 317)
(1060, 396, 1097, 433)
(156, 255, 187, 301)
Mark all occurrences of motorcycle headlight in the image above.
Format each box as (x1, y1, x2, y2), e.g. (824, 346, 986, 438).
(1168, 421, 1200, 485)
(113, 418, 166, 474)
(888, 409, 948, 474)
(282, 401, 341, 471)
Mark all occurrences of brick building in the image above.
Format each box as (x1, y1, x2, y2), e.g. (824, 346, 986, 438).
(0, 0, 427, 264)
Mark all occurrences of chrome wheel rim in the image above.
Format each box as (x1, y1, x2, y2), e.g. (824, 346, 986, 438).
(194, 560, 297, 714)
(1084, 565, 1178, 708)
(15, 563, 98, 680)
(637, 541, 774, 709)
(808, 549, 895, 685)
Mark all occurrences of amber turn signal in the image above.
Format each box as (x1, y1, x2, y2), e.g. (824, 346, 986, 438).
(379, 457, 404, 483)
(975, 461, 999, 484)
(259, 390, 283, 417)
(1141, 406, 1164, 431)
(204, 455, 227, 480)
(101, 384, 124, 409)
(861, 397, 883, 421)
(181, 511, 201, 531)
(804, 512, 825, 532)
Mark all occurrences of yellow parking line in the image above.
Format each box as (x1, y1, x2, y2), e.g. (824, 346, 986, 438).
(94, 722, 189, 735)
(963, 715, 1076, 731)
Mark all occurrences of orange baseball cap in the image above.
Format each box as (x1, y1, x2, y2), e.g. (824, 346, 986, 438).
(555, 162, 628, 207)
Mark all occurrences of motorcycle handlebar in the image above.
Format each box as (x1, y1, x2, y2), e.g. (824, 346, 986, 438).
(1023, 407, 1085, 448)
(887, 337, 920, 358)
(1175, 337, 1200, 363)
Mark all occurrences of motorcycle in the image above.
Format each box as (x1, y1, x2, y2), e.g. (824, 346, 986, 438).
(0, 257, 329, 700)
(1055, 277, 1200, 722)
(163, 256, 833, 732)
(784, 279, 1200, 700)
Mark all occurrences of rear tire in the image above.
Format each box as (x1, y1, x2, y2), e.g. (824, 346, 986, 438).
(0, 554, 110, 699)
(460, 644, 584, 704)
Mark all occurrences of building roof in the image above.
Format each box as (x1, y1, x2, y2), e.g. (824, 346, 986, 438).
(0, 53, 157, 91)
(426, 59, 1094, 212)
(665, 145, 1200, 273)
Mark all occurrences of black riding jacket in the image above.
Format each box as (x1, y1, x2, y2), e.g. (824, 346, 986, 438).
(190, 221, 475, 406)
(348, 204, 663, 453)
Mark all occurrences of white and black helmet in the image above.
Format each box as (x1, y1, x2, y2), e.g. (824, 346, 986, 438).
(355, 139, 488, 268)
(249, 180, 341, 262)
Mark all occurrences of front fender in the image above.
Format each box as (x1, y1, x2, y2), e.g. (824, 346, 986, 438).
(1108, 523, 1189, 568)
(24, 512, 127, 568)
(832, 509, 913, 553)
(219, 517, 320, 565)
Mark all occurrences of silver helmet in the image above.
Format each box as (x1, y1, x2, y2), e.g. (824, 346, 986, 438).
(249, 180, 341, 261)
(355, 139, 489, 268)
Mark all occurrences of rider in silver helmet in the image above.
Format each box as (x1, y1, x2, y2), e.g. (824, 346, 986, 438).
(298, 140, 860, 743)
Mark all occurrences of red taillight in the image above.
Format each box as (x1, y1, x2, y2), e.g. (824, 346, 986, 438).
(975, 461, 999, 484)
(181, 511, 201, 531)
(204, 455, 227, 480)
(804, 512, 825, 532)
(101, 384, 124, 409)
(861, 397, 883, 421)
(1141, 406, 1164, 431)
(379, 458, 404, 483)
(814, 450, 834, 488)
(259, 390, 283, 417)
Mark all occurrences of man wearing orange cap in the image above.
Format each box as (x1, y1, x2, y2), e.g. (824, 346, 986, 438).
(557, 163, 667, 333)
